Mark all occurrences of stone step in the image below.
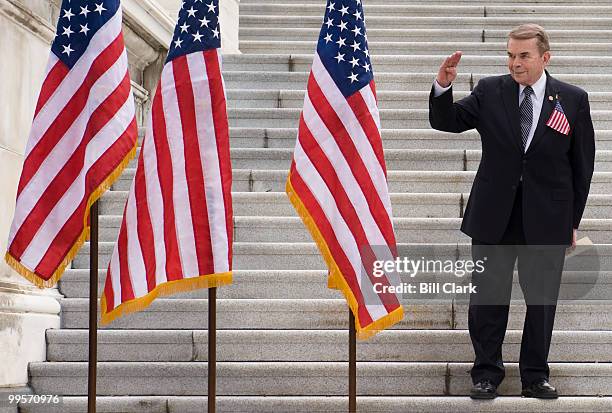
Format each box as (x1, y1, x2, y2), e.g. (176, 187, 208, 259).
(94, 216, 471, 243)
(224, 107, 612, 130)
(226, 89, 471, 110)
(60, 267, 612, 301)
(28, 361, 612, 396)
(128, 147, 612, 172)
(217, 127, 612, 150)
(241, 4, 612, 18)
(225, 88, 612, 111)
(240, 15, 612, 30)
(98, 190, 612, 219)
(94, 215, 612, 244)
(223, 71, 612, 93)
(60, 298, 612, 330)
(71, 241, 612, 271)
(45, 329, 612, 363)
(17, 396, 612, 413)
(112, 169, 612, 194)
(239, 40, 612, 57)
(238, 28, 612, 43)
(242, 0, 612, 4)
(101, 191, 463, 218)
(137, 127, 483, 149)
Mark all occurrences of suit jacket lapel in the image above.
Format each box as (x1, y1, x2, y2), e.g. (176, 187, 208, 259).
(501, 75, 523, 152)
(526, 71, 558, 154)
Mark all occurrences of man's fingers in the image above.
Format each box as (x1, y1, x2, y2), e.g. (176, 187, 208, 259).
(448, 51, 462, 66)
(441, 55, 453, 69)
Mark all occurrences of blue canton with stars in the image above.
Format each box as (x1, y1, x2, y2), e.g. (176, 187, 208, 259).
(166, 0, 221, 63)
(318, 0, 373, 97)
(51, 0, 120, 68)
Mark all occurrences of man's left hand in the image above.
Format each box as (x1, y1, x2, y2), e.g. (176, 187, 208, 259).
(572, 229, 577, 248)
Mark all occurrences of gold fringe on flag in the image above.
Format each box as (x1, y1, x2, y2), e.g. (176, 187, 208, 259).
(100, 271, 232, 325)
(5, 143, 138, 289)
(286, 177, 404, 340)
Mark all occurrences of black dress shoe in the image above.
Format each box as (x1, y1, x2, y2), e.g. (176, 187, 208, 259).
(521, 379, 559, 399)
(470, 379, 498, 399)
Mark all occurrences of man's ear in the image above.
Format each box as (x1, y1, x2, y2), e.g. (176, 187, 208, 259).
(542, 51, 551, 66)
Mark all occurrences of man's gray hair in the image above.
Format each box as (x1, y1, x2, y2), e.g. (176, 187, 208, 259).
(508, 24, 550, 55)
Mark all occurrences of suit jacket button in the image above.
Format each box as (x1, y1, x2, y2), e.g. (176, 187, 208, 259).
(522, 159, 527, 164)
(512, 185, 517, 190)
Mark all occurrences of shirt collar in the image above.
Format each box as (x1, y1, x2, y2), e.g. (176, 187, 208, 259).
(519, 70, 547, 100)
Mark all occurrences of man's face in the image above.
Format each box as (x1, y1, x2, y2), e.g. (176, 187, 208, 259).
(507, 37, 550, 86)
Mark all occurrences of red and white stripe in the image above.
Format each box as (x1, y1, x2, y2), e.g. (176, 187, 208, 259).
(286, 54, 402, 338)
(546, 107, 571, 135)
(100, 48, 232, 323)
(6, 7, 137, 286)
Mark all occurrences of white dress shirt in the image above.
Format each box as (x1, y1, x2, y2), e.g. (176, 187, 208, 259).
(433, 70, 547, 153)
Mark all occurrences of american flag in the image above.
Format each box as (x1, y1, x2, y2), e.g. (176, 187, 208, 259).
(100, 0, 232, 324)
(5, 0, 137, 288)
(546, 100, 571, 135)
(286, 0, 403, 339)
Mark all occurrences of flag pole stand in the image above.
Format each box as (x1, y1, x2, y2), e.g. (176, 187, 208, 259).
(208, 287, 217, 413)
(349, 310, 356, 413)
(88, 201, 99, 413)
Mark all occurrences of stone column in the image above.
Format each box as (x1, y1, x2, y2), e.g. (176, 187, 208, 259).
(0, 0, 62, 393)
(219, 0, 240, 54)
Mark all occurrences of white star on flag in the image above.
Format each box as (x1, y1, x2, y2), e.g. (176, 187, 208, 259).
(94, 3, 106, 15)
(192, 31, 203, 42)
(62, 44, 73, 56)
(63, 8, 74, 20)
(62, 26, 74, 37)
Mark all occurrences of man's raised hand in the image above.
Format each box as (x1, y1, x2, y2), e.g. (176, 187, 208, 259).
(436, 51, 463, 88)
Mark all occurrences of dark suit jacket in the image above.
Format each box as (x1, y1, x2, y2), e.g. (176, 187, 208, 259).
(429, 71, 595, 245)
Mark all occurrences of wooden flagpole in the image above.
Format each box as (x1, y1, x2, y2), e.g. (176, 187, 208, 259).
(208, 287, 217, 413)
(349, 310, 357, 412)
(88, 201, 99, 413)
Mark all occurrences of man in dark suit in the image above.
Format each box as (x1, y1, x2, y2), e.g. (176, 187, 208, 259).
(429, 24, 595, 399)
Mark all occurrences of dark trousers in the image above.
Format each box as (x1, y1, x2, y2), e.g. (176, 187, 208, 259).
(468, 183, 566, 387)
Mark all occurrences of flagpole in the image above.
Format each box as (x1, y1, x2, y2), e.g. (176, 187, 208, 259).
(208, 287, 217, 413)
(88, 201, 99, 413)
(349, 310, 356, 413)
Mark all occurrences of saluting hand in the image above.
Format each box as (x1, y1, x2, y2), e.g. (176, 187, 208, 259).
(436, 51, 462, 88)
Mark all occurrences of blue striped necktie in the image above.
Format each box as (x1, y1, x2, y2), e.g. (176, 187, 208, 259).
(519, 85, 534, 151)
